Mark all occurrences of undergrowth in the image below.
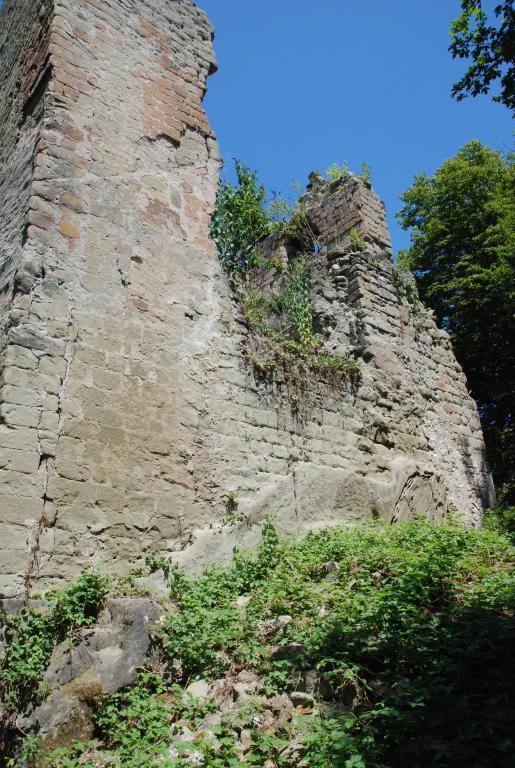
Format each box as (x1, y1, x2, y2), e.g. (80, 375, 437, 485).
(9, 517, 514, 768)
(0, 572, 108, 764)
(0, 572, 108, 714)
(483, 505, 515, 543)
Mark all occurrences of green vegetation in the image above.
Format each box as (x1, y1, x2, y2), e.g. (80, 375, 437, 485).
(484, 504, 515, 543)
(450, 1, 514, 111)
(223, 490, 244, 524)
(268, 193, 317, 253)
(397, 140, 514, 503)
(0, 572, 108, 714)
(238, 261, 360, 392)
(326, 162, 350, 181)
(281, 255, 318, 348)
(359, 162, 372, 186)
(210, 161, 270, 275)
(243, 334, 360, 392)
(211, 160, 318, 279)
(348, 228, 365, 252)
(7, 518, 514, 767)
(325, 161, 372, 186)
(0, 572, 108, 763)
(211, 162, 360, 390)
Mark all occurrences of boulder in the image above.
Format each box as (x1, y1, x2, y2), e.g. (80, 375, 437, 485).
(19, 597, 162, 751)
(269, 643, 307, 662)
(185, 679, 211, 700)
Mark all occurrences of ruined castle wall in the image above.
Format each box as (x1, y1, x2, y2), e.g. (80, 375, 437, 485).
(0, 0, 53, 352)
(0, 0, 55, 594)
(0, 0, 222, 595)
(303, 176, 494, 518)
(305, 174, 392, 254)
(179, 176, 494, 573)
(0, 0, 494, 597)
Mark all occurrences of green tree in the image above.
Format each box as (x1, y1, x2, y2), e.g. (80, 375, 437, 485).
(397, 141, 515, 502)
(450, 0, 515, 111)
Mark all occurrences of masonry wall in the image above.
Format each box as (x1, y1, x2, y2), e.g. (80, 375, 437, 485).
(0, 0, 54, 594)
(0, 0, 222, 596)
(0, 0, 494, 598)
(0, 0, 53, 355)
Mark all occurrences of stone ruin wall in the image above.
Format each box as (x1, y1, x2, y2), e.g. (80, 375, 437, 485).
(0, 0, 494, 598)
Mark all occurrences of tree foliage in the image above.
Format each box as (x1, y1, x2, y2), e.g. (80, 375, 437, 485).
(397, 140, 515, 501)
(450, 0, 515, 110)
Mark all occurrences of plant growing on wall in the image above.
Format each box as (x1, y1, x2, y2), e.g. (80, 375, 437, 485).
(268, 194, 318, 254)
(326, 161, 372, 186)
(360, 161, 372, 186)
(282, 255, 319, 350)
(211, 161, 270, 275)
(211, 161, 360, 395)
(348, 227, 366, 251)
(326, 161, 350, 180)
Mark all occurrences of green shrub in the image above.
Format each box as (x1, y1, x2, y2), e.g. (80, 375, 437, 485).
(269, 196, 317, 253)
(211, 161, 360, 385)
(211, 161, 270, 275)
(92, 673, 177, 768)
(483, 505, 515, 543)
(360, 161, 372, 186)
(282, 255, 319, 349)
(156, 517, 515, 766)
(348, 227, 365, 251)
(1, 572, 108, 766)
(326, 162, 350, 180)
(1, 571, 108, 713)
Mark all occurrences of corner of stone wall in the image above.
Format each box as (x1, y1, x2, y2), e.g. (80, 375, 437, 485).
(0, 0, 223, 597)
(0, 0, 495, 599)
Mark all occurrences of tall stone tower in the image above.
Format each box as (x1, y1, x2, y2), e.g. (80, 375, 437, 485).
(0, 0, 494, 598)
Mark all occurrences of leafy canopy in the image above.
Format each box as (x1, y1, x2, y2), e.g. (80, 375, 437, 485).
(397, 140, 515, 501)
(450, 0, 515, 110)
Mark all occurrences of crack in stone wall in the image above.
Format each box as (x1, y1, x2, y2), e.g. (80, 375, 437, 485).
(0, 0, 495, 598)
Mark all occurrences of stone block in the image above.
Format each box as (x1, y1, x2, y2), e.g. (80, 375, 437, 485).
(1, 384, 42, 408)
(0, 523, 29, 551)
(0, 447, 40, 475)
(4, 344, 39, 370)
(0, 403, 41, 429)
(39, 355, 68, 377)
(0, 426, 39, 452)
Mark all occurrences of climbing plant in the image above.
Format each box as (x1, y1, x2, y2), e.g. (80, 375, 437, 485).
(282, 255, 319, 350)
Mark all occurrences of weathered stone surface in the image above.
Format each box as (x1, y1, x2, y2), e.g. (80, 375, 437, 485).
(185, 679, 211, 701)
(18, 597, 162, 750)
(0, 0, 494, 597)
(270, 643, 308, 662)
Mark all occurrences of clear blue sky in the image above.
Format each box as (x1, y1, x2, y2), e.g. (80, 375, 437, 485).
(197, 0, 513, 253)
